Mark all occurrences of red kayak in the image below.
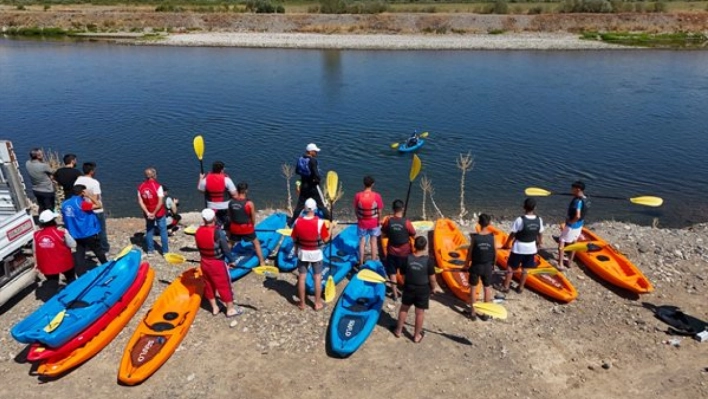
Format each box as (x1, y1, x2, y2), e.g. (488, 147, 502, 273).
(26, 262, 150, 362)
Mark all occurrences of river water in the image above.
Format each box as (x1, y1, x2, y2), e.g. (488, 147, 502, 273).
(2, 38, 707, 227)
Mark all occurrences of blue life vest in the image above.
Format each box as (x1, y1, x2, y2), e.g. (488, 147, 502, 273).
(61, 196, 101, 239)
(296, 156, 311, 177)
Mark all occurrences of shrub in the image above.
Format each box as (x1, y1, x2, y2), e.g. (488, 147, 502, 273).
(245, 0, 285, 13)
(653, 1, 667, 12)
(527, 5, 543, 14)
(155, 3, 185, 12)
(492, 0, 509, 14)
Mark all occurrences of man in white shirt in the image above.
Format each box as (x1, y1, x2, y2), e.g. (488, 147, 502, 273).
(500, 198, 544, 294)
(74, 162, 110, 254)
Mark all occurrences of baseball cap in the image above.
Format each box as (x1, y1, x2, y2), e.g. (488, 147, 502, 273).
(201, 208, 216, 222)
(39, 210, 58, 223)
(305, 198, 317, 211)
(306, 143, 321, 152)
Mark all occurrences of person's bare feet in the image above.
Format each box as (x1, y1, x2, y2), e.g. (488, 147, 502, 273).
(413, 331, 425, 343)
(314, 302, 324, 311)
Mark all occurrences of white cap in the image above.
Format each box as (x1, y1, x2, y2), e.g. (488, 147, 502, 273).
(305, 198, 317, 211)
(201, 208, 216, 222)
(39, 210, 58, 223)
(306, 143, 320, 152)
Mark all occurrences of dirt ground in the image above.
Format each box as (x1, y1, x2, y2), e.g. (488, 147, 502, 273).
(1, 211, 707, 399)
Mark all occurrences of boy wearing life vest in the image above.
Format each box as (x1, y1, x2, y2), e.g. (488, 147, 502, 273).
(290, 143, 330, 227)
(227, 182, 265, 267)
(137, 167, 169, 256)
(392, 236, 442, 343)
(381, 199, 416, 301)
(291, 198, 330, 311)
(197, 161, 237, 228)
(464, 213, 496, 320)
(61, 184, 108, 275)
(34, 210, 76, 293)
(353, 175, 383, 267)
(196, 208, 242, 317)
(500, 198, 544, 294)
(558, 181, 587, 270)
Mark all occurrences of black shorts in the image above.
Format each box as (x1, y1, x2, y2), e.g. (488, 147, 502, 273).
(385, 254, 407, 276)
(507, 252, 537, 270)
(401, 285, 430, 309)
(229, 232, 257, 242)
(469, 261, 493, 287)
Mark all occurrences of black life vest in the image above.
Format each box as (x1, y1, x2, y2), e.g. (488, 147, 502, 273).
(386, 217, 410, 247)
(405, 254, 431, 286)
(515, 216, 541, 243)
(567, 197, 588, 223)
(228, 198, 250, 224)
(471, 233, 496, 264)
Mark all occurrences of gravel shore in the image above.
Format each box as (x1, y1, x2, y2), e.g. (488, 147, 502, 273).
(157, 32, 631, 50)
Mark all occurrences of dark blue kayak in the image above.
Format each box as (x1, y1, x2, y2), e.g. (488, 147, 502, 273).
(305, 224, 358, 295)
(398, 138, 425, 153)
(328, 260, 386, 357)
(229, 212, 286, 281)
(276, 209, 325, 272)
(11, 249, 141, 348)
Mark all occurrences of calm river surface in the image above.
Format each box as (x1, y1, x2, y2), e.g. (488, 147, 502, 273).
(2, 38, 707, 227)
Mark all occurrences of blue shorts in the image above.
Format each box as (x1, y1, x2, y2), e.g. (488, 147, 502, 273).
(357, 226, 381, 238)
(507, 252, 537, 270)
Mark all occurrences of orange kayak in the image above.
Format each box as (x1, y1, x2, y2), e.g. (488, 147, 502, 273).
(118, 268, 204, 385)
(37, 266, 154, 377)
(485, 225, 577, 303)
(432, 219, 482, 302)
(574, 227, 653, 294)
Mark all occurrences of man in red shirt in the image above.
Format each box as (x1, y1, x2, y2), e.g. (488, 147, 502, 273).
(137, 167, 169, 256)
(353, 175, 383, 267)
(227, 182, 265, 266)
(291, 198, 330, 311)
(197, 161, 237, 228)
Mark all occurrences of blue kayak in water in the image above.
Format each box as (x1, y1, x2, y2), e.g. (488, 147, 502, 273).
(305, 224, 358, 295)
(11, 249, 141, 348)
(229, 212, 287, 281)
(398, 138, 425, 153)
(328, 260, 386, 357)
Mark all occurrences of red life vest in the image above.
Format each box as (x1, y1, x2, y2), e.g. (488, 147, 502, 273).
(195, 225, 223, 259)
(293, 217, 325, 251)
(34, 226, 74, 275)
(356, 191, 379, 220)
(205, 173, 229, 204)
(138, 179, 166, 217)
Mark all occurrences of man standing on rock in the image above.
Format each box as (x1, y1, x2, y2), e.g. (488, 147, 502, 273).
(464, 213, 496, 320)
(499, 198, 544, 294)
(61, 184, 108, 275)
(198, 160, 237, 228)
(290, 143, 330, 227)
(354, 175, 384, 268)
(558, 181, 587, 270)
(53, 153, 81, 200)
(291, 198, 330, 311)
(75, 162, 110, 254)
(25, 148, 55, 214)
(227, 182, 265, 267)
(137, 167, 169, 256)
(381, 199, 417, 302)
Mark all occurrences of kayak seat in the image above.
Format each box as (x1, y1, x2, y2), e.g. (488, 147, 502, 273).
(448, 252, 461, 259)
(596, 255, 610, 262)
(447, 259, 465, 266)
(163, 312, 178, 321)
(150, 322, 176, 332)
(67, 300, 91, 309)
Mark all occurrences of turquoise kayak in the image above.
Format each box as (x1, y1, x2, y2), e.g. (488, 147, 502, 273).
(305, 224, 358, 295)
(229, 212, 286, 281)
(328, 260, 386, 357)
(11, 249, 141, 348)
(398, 138, 425, 153)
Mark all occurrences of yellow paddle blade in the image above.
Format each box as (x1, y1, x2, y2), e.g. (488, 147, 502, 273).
(357, 269, 387, 283)
(326, 171, 339, 201)
(411, 220, 433, 230)
(419, 131, 429, 138)
(193, 135, 204, 161)
(252, 266, 279, 276)
(184, 225, 197, 235)
(527, 268, 559, 276)
(630, 196, 663, 207)
(390, 142, 400, 149)
(114, 245, 133, 260)
(276, 228, 293, 236)
(454, 244, 470, 251)
(324, 276, 336, 303)
(434, 265, 464, 274)
(525, 187, 552, 197)
(409, 154, 422, 182)
(473, 302, 507, 320)
(43, 310, 67, 333)
(163, 252, 187, 264)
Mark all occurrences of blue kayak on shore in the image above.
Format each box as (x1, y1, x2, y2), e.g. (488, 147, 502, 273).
(305, 224, 358, 295)
(276, 210, 325, 272)
(398, 138, 425, 153)
(328, 260, 386, 357)
(229, 212, 287, 281)
(11, 249, 141, 348)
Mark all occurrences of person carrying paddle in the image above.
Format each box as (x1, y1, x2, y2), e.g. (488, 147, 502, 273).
(392, 236, 442, 343)
(464, 214, 495, 320)
(499, 198, 544, 294)
(198, 161, 237, 228)
(381, 199, 416, 301)
(558, 181, 587, 270)
(34, 209, 76, 294)
(61, 184, 108, 275)
(137, 167, 169, 256)
(354, 175, 384, 267)
(227, 182, 265, 267)
(291, 198, 330, 311)
(290, 143, 330, 227)
(196, 208, 242, 318)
